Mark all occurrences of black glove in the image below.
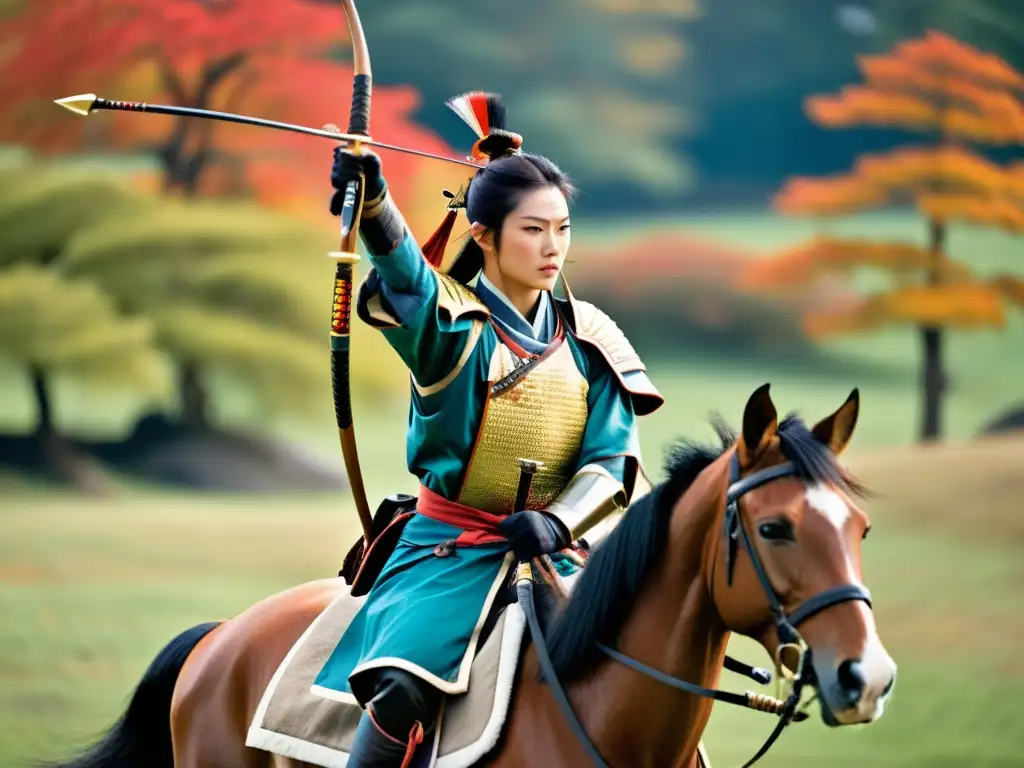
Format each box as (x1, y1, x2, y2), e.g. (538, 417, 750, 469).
(498, 510, 571, 560)
(330, 147, 385, 216)
(328, 146, 405, 255)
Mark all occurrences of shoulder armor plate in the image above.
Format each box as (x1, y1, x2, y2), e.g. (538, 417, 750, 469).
(435, 269, 490, 323)
(574, 301, 644, 373)
(569, 299, 664, 416)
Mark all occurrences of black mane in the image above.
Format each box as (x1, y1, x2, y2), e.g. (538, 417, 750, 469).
(545, 412, 861, 681)
(545, 419, 733, 681)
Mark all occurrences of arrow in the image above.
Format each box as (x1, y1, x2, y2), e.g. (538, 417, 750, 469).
(55, 93, 484, 170)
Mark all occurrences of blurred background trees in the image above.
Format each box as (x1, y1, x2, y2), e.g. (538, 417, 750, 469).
(0, 162, 167, 489)
(354, 0, 700, 197)
(0, 0, 1021, 491)
(0, 158, 387, 490)
(744, 31, 1024, 442)
(0, 0, 463, 489)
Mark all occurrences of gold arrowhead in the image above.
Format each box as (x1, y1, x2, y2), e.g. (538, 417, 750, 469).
(54, 93, 98, 116)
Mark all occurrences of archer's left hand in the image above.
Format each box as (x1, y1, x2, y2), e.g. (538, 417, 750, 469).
(498, 510, 571, 560)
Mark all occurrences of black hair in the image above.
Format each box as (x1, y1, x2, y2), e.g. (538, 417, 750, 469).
(448, 152, 577, 283)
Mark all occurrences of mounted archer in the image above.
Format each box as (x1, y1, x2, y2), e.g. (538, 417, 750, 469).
(320, 91, 663, 766)
(45, 3, 897, 766)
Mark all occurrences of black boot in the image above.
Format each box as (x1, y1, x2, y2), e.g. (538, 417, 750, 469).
(347, 708, 423, 768)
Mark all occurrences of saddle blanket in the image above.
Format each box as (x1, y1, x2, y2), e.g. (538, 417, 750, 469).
(245, 583, 528, 768)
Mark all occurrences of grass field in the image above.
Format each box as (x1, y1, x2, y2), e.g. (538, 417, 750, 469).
(2, 434, 1022, 767)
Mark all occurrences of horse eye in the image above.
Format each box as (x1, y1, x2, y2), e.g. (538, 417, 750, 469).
(758, 520, 794, 542)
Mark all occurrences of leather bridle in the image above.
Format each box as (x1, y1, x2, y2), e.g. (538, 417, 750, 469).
(519, 451, 873, 768)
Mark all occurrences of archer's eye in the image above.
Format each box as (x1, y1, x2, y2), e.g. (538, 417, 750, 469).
(758, 519, 794, 542)
(863, 525, 871, 541)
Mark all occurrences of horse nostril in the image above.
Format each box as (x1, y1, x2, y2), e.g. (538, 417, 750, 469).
(836, 659, 866, 705)
(882, 671, 896, 697)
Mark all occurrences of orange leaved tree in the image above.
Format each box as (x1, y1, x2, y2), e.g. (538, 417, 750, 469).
(0, 0, 463, 210)
(744, 31, 1024, 442)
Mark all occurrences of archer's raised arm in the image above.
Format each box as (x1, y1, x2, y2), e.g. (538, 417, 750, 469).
(330, 148, 484, 391)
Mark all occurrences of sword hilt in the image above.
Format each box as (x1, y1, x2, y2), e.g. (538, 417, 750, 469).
(513, 458, 543, 512)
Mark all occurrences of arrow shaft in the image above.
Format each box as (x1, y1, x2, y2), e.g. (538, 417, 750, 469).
(92, 98, 483, 169)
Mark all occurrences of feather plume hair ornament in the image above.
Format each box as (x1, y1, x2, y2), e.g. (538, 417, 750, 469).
(420, 91, 523, 268)
(445, 91, 523, 162)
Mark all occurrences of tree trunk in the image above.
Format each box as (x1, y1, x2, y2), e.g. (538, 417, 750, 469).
(178, 362, 210, 430)
(155, 55, 247, 429)
(919, 218, 946, 442)
(26, 366, 114, 493)
(920, 326, 943, 441)
(30, 365, 53, 437)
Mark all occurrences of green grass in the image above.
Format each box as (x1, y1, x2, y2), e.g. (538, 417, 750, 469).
(2, 436, 1022, 766)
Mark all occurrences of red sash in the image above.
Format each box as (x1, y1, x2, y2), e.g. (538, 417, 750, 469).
(416, 485, 508, 546)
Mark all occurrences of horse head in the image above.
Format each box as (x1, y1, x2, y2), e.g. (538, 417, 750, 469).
(708, 383, 896, 727)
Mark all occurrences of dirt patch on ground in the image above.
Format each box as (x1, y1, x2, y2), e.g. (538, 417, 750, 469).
(0, 564, 50, 585)
(845, 434, 1024, 547)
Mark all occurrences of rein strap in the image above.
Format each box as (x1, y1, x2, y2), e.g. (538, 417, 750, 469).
(519, 452, 873, 768)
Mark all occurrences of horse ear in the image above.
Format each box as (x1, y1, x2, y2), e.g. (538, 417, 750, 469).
(737, 383, 778, 467)
(812, 388, 860, 456)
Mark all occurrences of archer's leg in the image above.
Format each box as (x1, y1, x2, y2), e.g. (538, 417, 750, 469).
(348, 667, 442, 768)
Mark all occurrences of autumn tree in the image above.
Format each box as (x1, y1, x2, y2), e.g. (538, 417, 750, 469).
(0, 0, 467, 213)
(743, 31, 1024, 441)
(0, 0, 471, 435)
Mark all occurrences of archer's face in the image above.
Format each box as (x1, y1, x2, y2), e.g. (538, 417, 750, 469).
(494, 186, 571, 293)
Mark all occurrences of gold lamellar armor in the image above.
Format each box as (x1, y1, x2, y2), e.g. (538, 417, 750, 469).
(457, 339, 589, 515)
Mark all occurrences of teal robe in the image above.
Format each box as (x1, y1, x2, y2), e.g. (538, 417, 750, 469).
(311, 231, 647, 706)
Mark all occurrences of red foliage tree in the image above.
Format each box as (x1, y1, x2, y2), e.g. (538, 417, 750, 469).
(0, 0, 476, 452)
(744, 31, 1024, 442)
(0, 0, 469, 219)
(565, 231, 858, 354)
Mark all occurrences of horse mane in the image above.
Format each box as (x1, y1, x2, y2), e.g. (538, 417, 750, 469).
(545, 411, 864, 682)
(545, 417, 735, 681)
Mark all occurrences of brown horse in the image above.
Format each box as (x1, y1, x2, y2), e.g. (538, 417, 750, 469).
(46, 384, 895, 768)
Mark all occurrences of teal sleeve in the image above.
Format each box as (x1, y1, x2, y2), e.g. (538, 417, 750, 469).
(366, 227, 432, 294)
(356, 231, 477, 389)
(577, 350, 641, 490)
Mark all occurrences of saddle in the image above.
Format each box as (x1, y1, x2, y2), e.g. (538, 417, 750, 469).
(246, 571, 558, 767)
